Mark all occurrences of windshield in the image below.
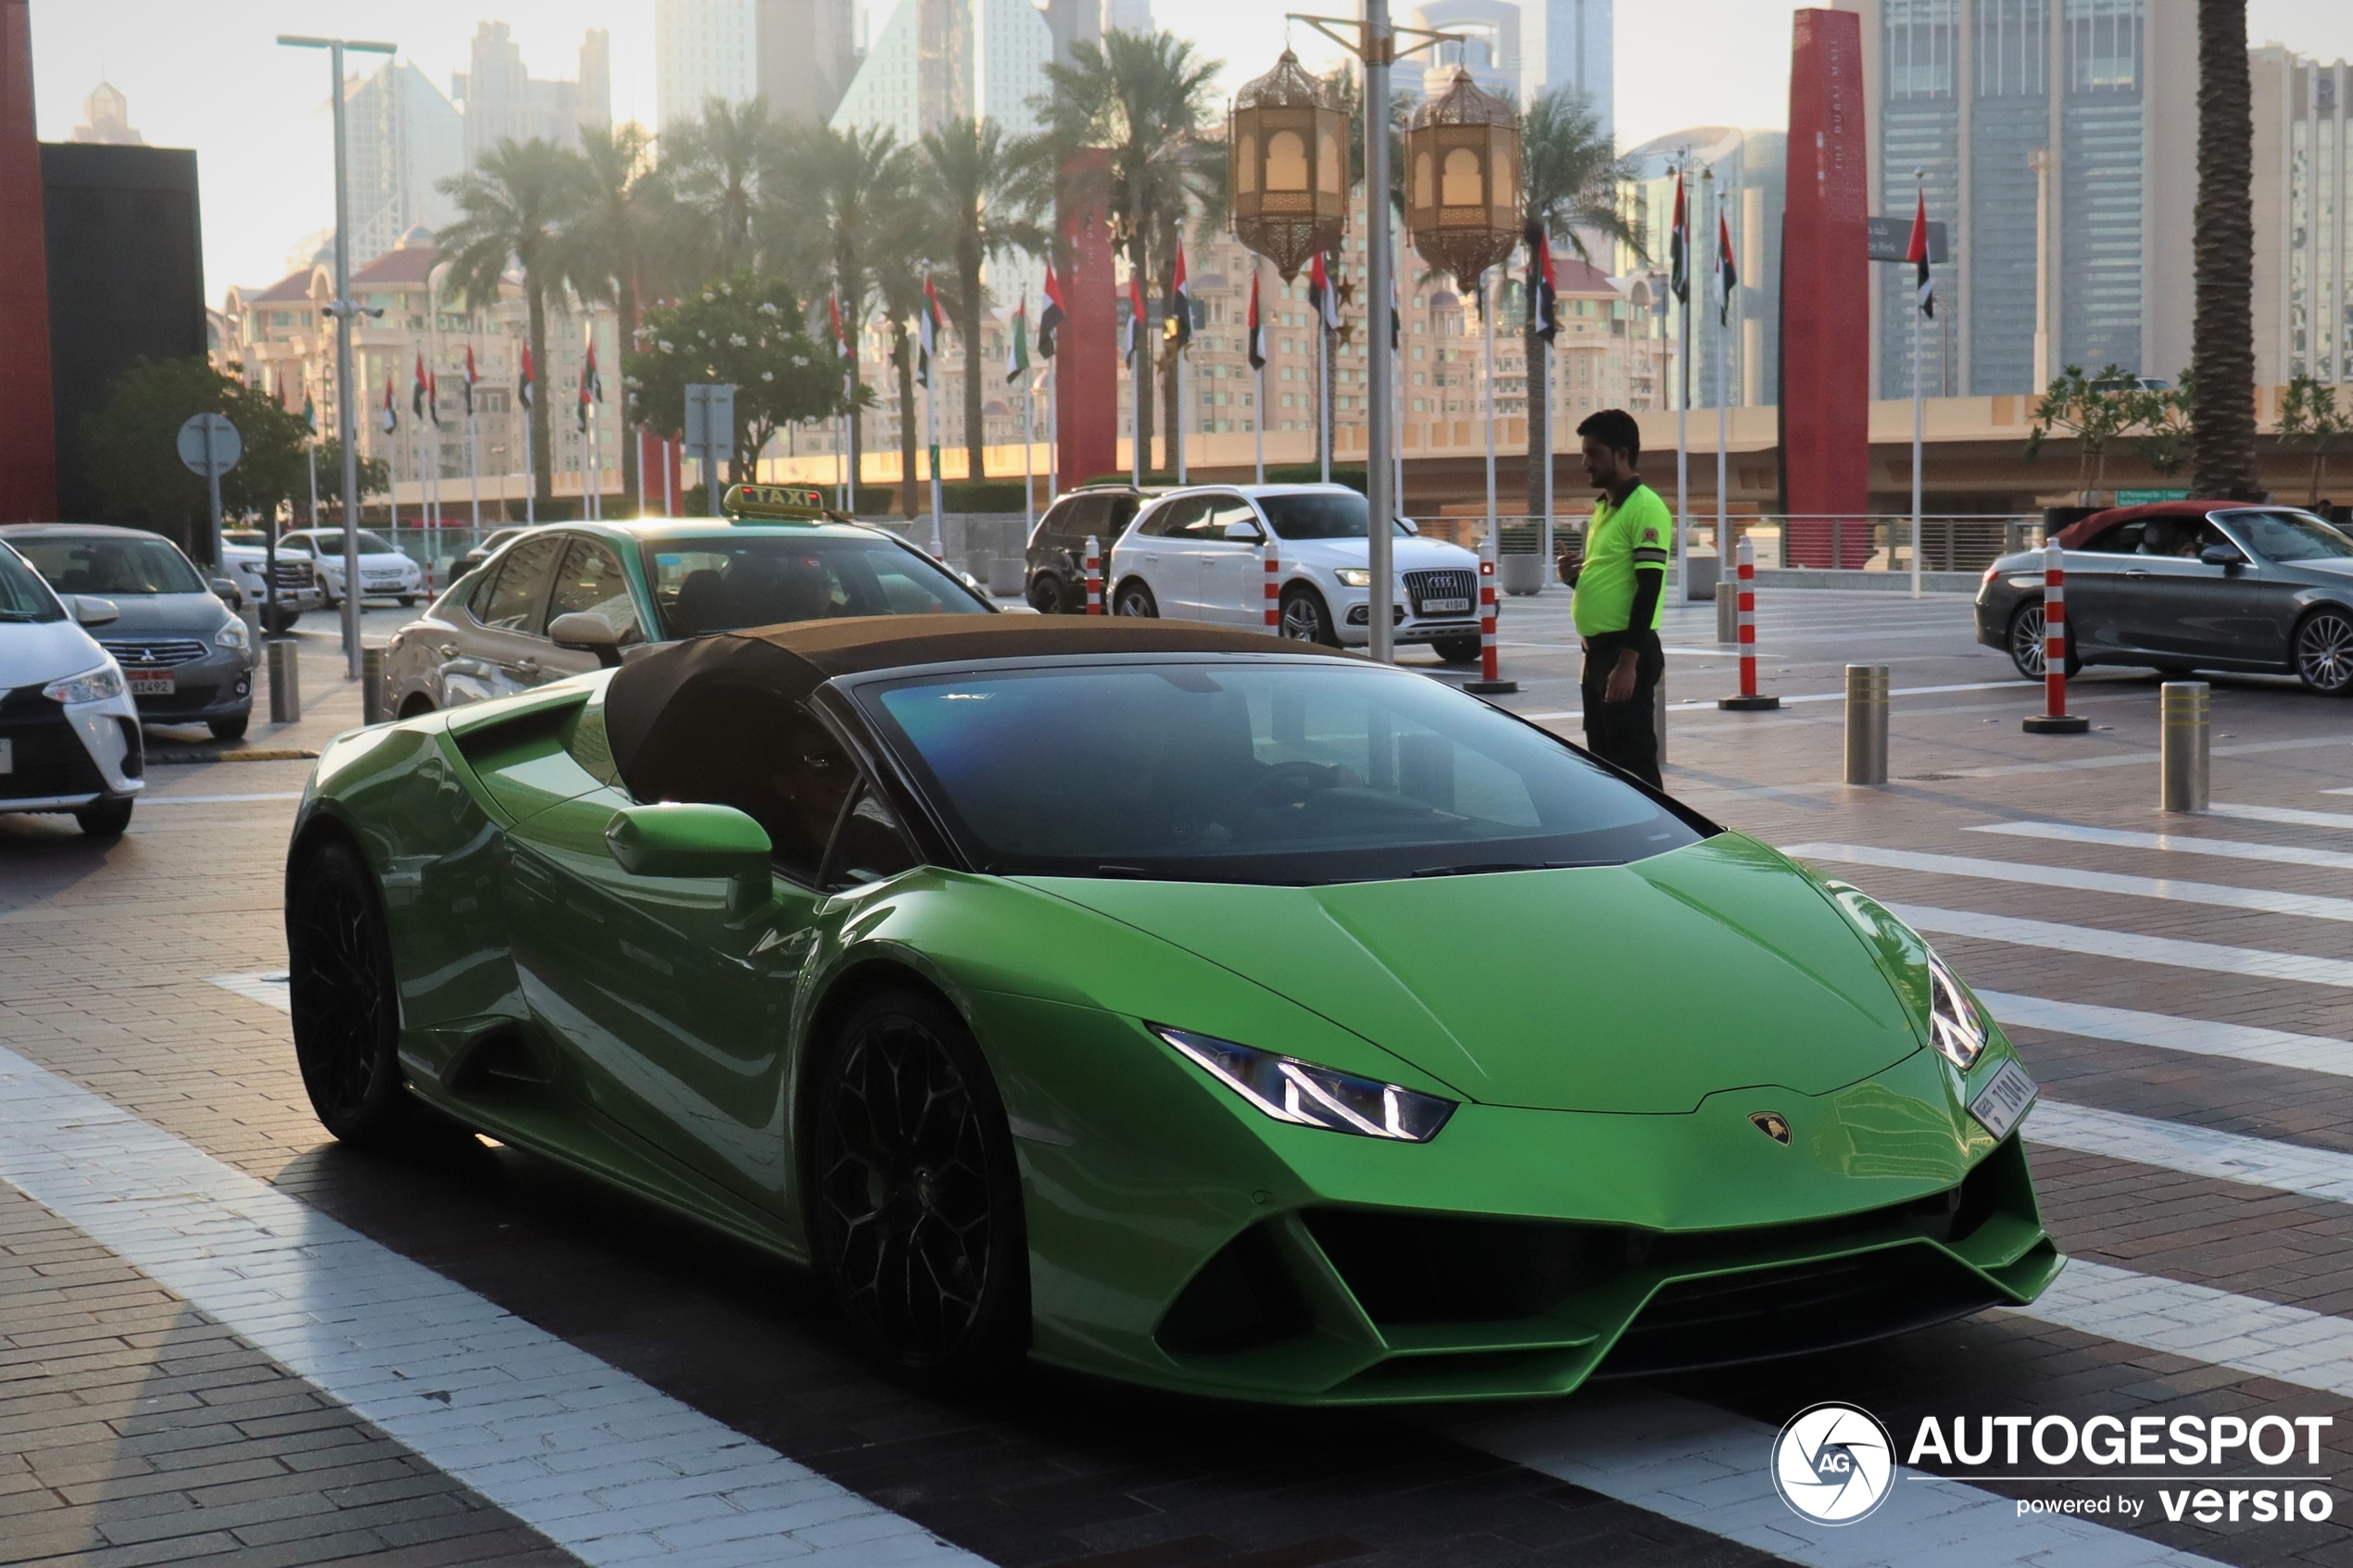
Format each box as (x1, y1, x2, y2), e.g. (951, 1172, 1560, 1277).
(644, 533, 988, 637)
(2228, 510, 2353, 563)
(1257, 492, 1412, 541)
(12, 534, 205, 596)
(0, 545, 65, 622)
(290, 531, 396, 555)
(861, 660, 1705, 884)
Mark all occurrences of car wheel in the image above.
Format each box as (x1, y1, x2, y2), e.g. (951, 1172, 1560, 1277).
(2294, 607, 2353, 695)
(262, 608, 300, 633)
(810, 986, 1027, 1380)
(2006, 599, 2080, 682)
(1114, 580, 1158, 618)
(1432, 633, 1483, 664)
(74, 799, 132, 838)
(399, 596, 418, 608)
(1281, 585, 1340, 646)
(288, 839, 415, 1145)
(1028, 572, 1065, 615)
(208, 713, 250, 742)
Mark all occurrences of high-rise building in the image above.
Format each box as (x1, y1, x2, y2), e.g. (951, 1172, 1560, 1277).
(1617, 127, 1785, 410)
(1401, 1, 1609, 130)
(657, 0, 760, 130)
(757, 0, 860, 124)
(2252, 45, 2353, 389)
(829, 0, 1052, 144)
(1042, 0, 1100, 67)
(1101, 0, 1152, 35)
(70, 82, 143, 145)
(1541, 0, 1612, 133)
(1844, 0, 2195, 399)
(1412, 2, 1520, 102)
(344, 59, 464, 268)
(452, 23, 613, 166)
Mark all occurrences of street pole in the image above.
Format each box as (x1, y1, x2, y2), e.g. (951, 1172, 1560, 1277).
(1911, 169, 1926, 600)
(1481, 270, 1496, 560)
(1176, 338, 1188, 484)
(926, 356, 943, 558)
(1023, 373, 1035, 537)
(1318, 294, 1330, 485)
(202, 418, 223, 571)
(1676, 161, 1692, 607)
(1129, 310, 1142, 487)
(281, 34, 393, 681)
(1364, 0, 1395, 663)
(1710, 172, 1726, 595)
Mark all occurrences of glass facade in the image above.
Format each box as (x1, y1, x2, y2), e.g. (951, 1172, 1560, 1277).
(1879, 0, 1961, 397)
(1968, 0, 2045, 395)
(2059, 0, 2144, 377)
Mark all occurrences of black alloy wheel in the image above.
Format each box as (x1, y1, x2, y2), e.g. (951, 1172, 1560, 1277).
(1432, 633, 1482, 665)
(1281, 586, 1340, 646)
(2296, 608, 2353, 695)
(288, 839, 414, 1143)
(2007, 599, 2080, 682)
(1028, 571, 1065, 615)
(811, 988, 1026, 1377)
(1114, 581, 1158, 618)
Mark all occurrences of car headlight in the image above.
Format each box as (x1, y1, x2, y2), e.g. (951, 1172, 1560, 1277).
(1331, 568, 1374, 588)
(1924, 951, 1986, 1071)
(215, 621, 250, 650)
(44, 664, 125, 706)
(1151, 1024, 1455, 1142)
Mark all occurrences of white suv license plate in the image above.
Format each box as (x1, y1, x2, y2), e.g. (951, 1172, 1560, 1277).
(1967, 1059, 2038, 1141)
(1420, 596, 1472, 615)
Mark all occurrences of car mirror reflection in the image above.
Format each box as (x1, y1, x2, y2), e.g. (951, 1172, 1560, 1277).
(2199, 544, 2246, 569)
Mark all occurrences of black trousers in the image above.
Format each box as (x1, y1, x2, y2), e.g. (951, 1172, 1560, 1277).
(1579, 629, 1665, 788)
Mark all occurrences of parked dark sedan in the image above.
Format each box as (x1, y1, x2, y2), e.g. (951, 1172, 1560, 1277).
(1975, 501, 2353, 695)
(1025, 483, 1161, 614)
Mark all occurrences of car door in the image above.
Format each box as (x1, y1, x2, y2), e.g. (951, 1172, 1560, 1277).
(2116, 519, 2250, 663)
(441, 533, 564, 704)
(1134, 496, 1205, 616)
(1193, 496, 1269, 627)
(2208, 511, 2333, 664)
(541, 534, 644, 676)
(2055, 521, 2145, 660)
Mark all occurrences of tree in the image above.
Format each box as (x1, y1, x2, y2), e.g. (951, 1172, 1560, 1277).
(438, 138, 590, 514)
(920, 117, 1042, 486)
(2025, 365, 2143, 500)
(1026, 28, 1222, 472)
(1517, 87, 1642, 522)
(866, 190, 937, 518)
(2279, 374, 2353, 504)
(312, 436, 389, 520)
(570, 121, 667, 515)
(76, 358, 314, 558)
(2191, 0, 2259, 498)
(667, 97, 783, 281)
(627, 273, 842, 485)
(2125, 372, 2196, 479)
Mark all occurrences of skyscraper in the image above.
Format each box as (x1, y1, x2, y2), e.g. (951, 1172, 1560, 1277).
(656, 0, 759, 130)
(1403, 0, 1610, 132)
(829, 0, 1052, 144)
(757, 0, 860, 124)
(452, 23, 612, 166)
(344, 58, 463, 267)
(2252, 45, 2353, 389)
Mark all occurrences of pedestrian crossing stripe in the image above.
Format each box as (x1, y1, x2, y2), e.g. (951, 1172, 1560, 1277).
(1783, 842, 2353, 925)
(1978, 989, 2353, 1079)
(1969, 819, 2353, 872)
(1890, 903, 2353, 991)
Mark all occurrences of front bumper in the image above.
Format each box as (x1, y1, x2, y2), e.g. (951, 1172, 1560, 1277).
(120, 650, 254, 723)
(0, 684, 144, 811)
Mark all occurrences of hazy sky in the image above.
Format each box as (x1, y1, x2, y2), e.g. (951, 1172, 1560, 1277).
(29, 1, 2353, 303)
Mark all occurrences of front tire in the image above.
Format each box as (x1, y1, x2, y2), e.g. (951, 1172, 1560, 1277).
(2295, 607, 2353, 695)
(288, 839, 414, 1145)
(1281, 585, 1340, 646)
(399, 596, 418, 608)
(74, 799, 132, 838)
(209, 713, 249, 742)
(1114, 580, 1158, 618)
(1432, 633, 1482, 664)
(809, 987, 1027, 1380)
(1028, 571, 1066, 615)
(2007, 599, 2080, 682)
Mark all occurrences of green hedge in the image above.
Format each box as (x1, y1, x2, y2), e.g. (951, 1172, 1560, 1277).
(1082, 464, 1368, 494)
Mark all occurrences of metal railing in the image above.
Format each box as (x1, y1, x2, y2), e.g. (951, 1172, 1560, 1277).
(1424, 514, 2045, 574)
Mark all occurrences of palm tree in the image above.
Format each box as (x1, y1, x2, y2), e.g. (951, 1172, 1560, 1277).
(866, 188, 936, 518)
(1026, 29, 1222, 472)
(921, 118, 1042, 488)
(438, 138, 589, 514)
(1519, 88, 1642, 521)
(668, 97, 782, 280)
(2190, 0, 2259, 499)
(782, 124, 912, 512)
(570, 121, 666, 514)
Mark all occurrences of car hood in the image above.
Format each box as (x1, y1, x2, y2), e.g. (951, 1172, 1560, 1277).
(0, 616, 110, 688)
(1283, 534, 1481, 571)
(1019, 834, 1924, 1113)
(85, 592, 232, 637)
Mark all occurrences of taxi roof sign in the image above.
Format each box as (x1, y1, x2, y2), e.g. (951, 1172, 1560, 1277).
(722, 483, 841, 523)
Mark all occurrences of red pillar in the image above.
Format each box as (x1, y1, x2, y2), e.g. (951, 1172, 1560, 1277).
(0, 0, 56, 521)
(1780, 7, 1869, 566)
(1055, 150, 1116, 495)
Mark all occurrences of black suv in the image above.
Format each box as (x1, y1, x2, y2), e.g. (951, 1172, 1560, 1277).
(1026, 485, 1160, 614)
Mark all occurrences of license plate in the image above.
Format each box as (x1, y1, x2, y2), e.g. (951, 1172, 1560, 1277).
(1968, 1059, 2038, 1141)
(0, 737, 10, 773)
(1420, 596, 1471, 615)
(127, 671, 175, 696)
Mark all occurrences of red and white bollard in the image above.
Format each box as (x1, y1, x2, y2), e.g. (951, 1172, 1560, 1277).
(1263, 540, 1281, 633)
(1718, 533, 1780, 710)
(1085, 534, 1102, 616)
(2023, 535, 2089, 734)
(1463, 535, 1516, 694)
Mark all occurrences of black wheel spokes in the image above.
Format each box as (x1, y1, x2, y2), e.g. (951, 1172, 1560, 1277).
(2014, 609, 2046, 677)
(293, 875, 386, 1121)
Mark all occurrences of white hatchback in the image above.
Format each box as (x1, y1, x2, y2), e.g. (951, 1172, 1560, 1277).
(0, 542, 144, 837)
(280, 528, 425, 608)
(1105, 484, 1487, 660)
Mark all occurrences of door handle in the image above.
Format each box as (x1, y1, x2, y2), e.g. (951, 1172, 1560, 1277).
(2122, 569, 2149, 578)
(512, 657, 540, 675)
(436, 644, 459, 659)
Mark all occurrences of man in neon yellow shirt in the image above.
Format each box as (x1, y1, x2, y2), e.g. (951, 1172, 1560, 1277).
(1569, 408, 1668, 786)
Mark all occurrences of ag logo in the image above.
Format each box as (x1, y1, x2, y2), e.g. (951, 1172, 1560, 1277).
(1770, 1402, 1895, 1524)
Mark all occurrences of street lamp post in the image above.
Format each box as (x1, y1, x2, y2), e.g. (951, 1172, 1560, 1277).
(280, 34, 394, 681)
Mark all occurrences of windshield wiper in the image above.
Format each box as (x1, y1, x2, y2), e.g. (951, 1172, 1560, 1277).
(1408, 859, 1605, 878)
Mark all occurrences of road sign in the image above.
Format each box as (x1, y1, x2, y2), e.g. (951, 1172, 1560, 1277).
(1865, 217, 1948, 264)
(177, 413, 241, 477)
(683, 384, 736, 503)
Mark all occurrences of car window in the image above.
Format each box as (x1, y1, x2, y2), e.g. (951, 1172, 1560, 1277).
(1035, 498, 1087, 550)
(2079, 521, 2145, 554)
(1258, 493, 1413, 540)
(1202, 498, 1262, 540)
(642, 534, 986, 637)
(628, 683, 855, 884)
(472, 534, 564, 633)
(0, 545, 65, 622)
(2225, 510, 2353, 562)
(12, 535, 205, 596)
(547, 537, 642, 643)
(821, 781, 921, 892)
(294, 531, 396, 555)
(1142, 497, 1203, 538)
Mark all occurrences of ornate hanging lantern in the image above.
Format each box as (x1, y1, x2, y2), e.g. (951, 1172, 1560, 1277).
(1404, 68, 1523, 291)
(1229, 49, 1348, 282)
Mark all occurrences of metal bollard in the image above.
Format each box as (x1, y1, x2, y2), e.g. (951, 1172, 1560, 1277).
(1844, 663, 1890, 785)
(2023, 537, 2090, 734)
(1464, 542, 1517, 694)
(1716, 574, 1738, 645)
(2160, 681, 2209, 813)
(1084, 534, 1102, 615)
(266, 637, 301, 723)
(361, 645, 385, 725)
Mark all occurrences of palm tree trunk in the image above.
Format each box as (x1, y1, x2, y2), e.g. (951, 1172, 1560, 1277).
(2190, 0, 2259, 499)
(619, 278, 641, 516)
(893, 324, 921, 518)
(1525, 315, 1547, 521)
(962, 260, 988, 485)
(527, 282, 555, 513)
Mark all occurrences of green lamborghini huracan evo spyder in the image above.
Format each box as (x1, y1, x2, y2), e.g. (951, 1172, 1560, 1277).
(284, 616, 2058, 1403)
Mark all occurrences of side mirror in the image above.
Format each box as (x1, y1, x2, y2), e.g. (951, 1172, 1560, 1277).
(548, 611, 624, 669)
(2199, 543, 2246, 569)
(605, 803, 772, 913)
(1222, 519, 1265, 543)
(1398, 516, 1420, 535)
(210, 577, 241, 605)
(72, 595, 119, 628)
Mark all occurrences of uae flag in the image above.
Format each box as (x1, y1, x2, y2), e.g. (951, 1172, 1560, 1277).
(1245, 268, 1265, 372)
(1390, 270, 1400, 351)
(1307, 251, 1340, 332)
(1038, 262, 1065, 359)
(1526, 223, 1558, 344)
(1004, 295, 1029, 385)
(1164, 241, 1192, 350)
(1123, 270, 1144, 365)
(518, 343, 535, 409)
(1668, 170, 1690, 306)
(579, 332, 602, 431)
(301, 384, 317, 435)
(829, 287, 850, 370)
(1716, 208, 1739, 326)
(411, 352, 433, 424)
(1906, 187, 1936, 318)
(380, 373, 397, 434)
(917, 270, 944, 386)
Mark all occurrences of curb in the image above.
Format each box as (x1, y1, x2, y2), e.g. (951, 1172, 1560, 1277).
(148, 747, 321, 765)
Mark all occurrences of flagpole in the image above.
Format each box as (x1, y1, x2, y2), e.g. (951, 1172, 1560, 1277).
(1023, 374, 1035, 537)
(1482, 270, 1496, 558)
(1712, 178, 1727, 597)
(1911, 169, 1925, 601)
(925, 345, 943, 560)
(1129, 284, 1141, 487)
(1176, 344, 1188, 485)
(1318, 294, 1330, 486)
(1676, 162, 1692, 607)
(1255, 350, 1265, 485)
